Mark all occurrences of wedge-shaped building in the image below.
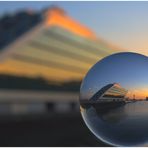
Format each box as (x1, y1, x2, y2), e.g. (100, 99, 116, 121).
(0, 7, 125, 112)
(0, 6, 127, 114)
(91, 83, 128, 102)
(0, 7, 123, 82)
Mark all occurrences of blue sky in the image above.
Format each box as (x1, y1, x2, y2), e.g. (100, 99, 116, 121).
(1, 1, 148, 54)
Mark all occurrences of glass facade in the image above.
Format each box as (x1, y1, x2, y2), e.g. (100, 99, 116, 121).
(102, 83, 128, 100)
(0, 25, 120, 82)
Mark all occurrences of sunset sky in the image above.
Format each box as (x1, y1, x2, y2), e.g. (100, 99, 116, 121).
(0, 1, 148, 55)
(80, 52, 148, 100)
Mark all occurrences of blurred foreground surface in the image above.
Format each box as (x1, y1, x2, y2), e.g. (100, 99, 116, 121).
(0, 112, 109, 147)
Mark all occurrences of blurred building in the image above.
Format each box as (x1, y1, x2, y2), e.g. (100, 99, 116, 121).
(0, 6, 123, 114)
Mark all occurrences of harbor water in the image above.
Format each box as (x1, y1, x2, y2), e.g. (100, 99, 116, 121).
(81, 101, 148, 146)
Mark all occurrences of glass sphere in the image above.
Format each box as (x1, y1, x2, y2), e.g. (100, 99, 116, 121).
(80, 52, 148, 146)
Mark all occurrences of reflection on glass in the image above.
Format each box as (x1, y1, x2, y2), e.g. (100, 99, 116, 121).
(80, 52, 148, 146)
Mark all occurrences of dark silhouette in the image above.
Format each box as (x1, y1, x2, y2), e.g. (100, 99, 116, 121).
(0, 74, 81, 92)
(0, 11, 42, 49)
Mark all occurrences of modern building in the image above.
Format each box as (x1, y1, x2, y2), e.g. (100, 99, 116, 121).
(0, 6, 123, 82)
(0, 7, 125, 113)
(90, 83, 128, 102)
(80, 83, 128, 108)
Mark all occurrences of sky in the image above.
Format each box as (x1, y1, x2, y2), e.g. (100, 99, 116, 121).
(80, 52, 148, 100)
(0, 1, 148, 55)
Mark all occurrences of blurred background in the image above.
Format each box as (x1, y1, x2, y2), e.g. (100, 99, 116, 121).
(0, 1, 148, 146)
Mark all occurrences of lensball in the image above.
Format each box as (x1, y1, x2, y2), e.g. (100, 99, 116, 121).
(80, 52, 148, 146)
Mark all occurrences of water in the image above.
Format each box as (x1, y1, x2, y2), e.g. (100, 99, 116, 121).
(81, 101, 148, 146)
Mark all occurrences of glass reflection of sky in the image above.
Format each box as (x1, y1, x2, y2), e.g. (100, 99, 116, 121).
(80, 52, 148, 100)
